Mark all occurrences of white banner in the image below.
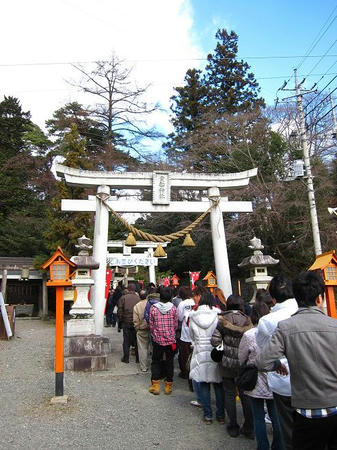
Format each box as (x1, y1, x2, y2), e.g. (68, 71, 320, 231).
(107, 255, 158, 267)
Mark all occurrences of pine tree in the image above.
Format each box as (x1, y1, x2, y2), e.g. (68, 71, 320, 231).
(164, 29, 265, 170)
(0, 96, 33, 218)
(0, 96, 53, 256)
(205, 30, 264, 113)
(44, 125, 94, 254)
(164, 69, 208, 168)
(170, 69, 208, 134)
(46, 102, 106, 166)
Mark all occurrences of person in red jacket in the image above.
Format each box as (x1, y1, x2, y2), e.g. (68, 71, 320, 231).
(148, 287, 178, 395)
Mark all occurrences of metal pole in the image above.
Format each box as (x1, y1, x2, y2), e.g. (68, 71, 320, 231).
(55, 286, 64, 396)
(294, 69, 322, 256)
(330, 92, 337, 136)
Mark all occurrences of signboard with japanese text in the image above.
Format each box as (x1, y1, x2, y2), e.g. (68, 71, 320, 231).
(107, 255, 158, 267)
(152, 171, 170, 205)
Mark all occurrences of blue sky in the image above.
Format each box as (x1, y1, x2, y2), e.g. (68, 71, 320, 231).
(191, 0, 337, 104)
(1, 0, 336, 139)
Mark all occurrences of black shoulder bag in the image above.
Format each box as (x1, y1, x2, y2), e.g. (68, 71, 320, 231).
(236, 365, 258, 391)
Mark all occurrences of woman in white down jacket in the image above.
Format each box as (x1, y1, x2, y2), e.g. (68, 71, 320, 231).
(189, 292, 224, 424)
(238, 302, 283, 450)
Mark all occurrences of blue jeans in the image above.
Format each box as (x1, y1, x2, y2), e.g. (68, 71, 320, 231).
(192, 379, 202, 404)
(199, 382, 225, 420)
(249, 397, 284, 450)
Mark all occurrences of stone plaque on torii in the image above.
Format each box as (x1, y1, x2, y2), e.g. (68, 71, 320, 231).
(56, 164, 257, 336)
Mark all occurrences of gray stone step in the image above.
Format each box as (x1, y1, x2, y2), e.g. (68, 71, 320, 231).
(64, 354, 108, 371)
(64, 335, 111, 371)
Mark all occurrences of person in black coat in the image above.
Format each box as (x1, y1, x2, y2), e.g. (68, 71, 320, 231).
(105, 289, 115, 327)
(110, 285, 123, 327)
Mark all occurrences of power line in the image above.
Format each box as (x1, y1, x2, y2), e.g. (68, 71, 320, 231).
(276, 4, 337, 100)
(312, 102, 337, 127)
(2, 54, 337, 67)
(304, 73, 337, 110)
(304, 84, 337, 118)
(275, 53, 337, 106)
(306, 58, 337, 90)
(296, 5, 337, 71)
(306, 39, 337, 76)
(261, 71, 337, 81)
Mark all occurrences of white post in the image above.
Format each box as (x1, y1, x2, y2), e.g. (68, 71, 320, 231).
(91, 185, 110, 336)
(42, 277, 48, 319)
(1, 269, 8, 300)
(148, 248, 156, 285)
(208, 187, 232, 298)
(295, 69, 322, 256)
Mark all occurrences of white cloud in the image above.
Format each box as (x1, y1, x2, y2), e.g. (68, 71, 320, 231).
(1, 0, 203, 143)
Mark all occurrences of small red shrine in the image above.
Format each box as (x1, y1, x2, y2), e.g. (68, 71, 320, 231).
(203, 271, 217, 293)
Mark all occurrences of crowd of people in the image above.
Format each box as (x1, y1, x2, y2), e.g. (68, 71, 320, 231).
(105, 271, 337, 450)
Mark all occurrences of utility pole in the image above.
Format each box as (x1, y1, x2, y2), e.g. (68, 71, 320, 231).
(294, 69, 322, 256)
(330, 92, 337, 138)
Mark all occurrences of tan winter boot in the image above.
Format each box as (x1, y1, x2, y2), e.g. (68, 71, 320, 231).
(164, 381, 173, 395)
(149, 380, 160, 395)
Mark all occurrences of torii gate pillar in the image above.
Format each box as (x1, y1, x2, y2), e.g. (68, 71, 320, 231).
(148, 247, 156, 285)
(208, 187, 232, 298)
(91, 185, 110, 334)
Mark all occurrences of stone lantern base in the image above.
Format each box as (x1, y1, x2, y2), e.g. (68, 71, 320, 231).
(66, 317, 95, 337)
(64, 334, 111, 371)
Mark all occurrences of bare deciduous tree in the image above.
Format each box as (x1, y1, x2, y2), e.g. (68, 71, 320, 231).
(71, 56, 163, 163)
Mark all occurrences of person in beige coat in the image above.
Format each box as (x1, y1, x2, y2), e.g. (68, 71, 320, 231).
(133, 291, 150, 372)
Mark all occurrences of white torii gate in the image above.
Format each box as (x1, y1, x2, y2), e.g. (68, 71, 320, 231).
(56, 164, 257, 336)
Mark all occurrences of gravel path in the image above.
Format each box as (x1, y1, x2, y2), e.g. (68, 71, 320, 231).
(0, 319, 259, 450)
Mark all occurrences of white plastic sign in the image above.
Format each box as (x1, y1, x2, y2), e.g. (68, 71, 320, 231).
(0, 292, 12, 338)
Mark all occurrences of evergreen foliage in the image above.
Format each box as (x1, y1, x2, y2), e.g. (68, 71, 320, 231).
(46, 102, 106, 158)
(205, 30, 264, 113)
(0, 96, 52, 257)
(165, 29, 265, 170)
(44, 125, 93, 255)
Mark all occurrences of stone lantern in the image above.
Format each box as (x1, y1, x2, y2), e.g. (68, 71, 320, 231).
(238, 237, 279, 303)
(64, 236, 110, 372)
(66, 235, 99, 337)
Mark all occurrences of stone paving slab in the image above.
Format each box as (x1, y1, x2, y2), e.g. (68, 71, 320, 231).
(0, 319, 261, 450)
